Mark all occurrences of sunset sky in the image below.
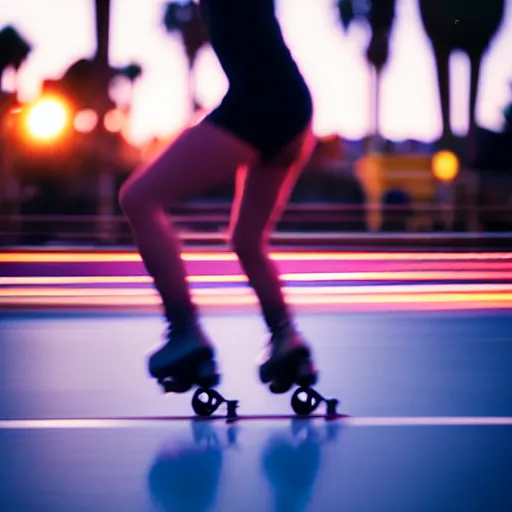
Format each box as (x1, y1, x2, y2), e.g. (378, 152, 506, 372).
(1, 0, 511, 145)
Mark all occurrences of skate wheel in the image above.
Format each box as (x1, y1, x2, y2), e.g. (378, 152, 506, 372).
(291, 387, 323, 416)
(192, 388, 224, 417)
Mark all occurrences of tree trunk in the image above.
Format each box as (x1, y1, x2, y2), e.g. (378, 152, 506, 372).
(369, 66, 382, 154)
(94, 0, 115, 243)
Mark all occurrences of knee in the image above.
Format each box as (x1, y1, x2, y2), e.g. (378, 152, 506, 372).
(119, 177, 148, 219)
(230, 227, 265, 263)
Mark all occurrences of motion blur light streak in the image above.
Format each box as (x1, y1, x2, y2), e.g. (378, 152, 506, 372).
(0, 417, 511, 429)
(279, 271, 512, 282)
(2, 251, 509, 311)
(2, 284, 512, 297)
(1, 288, 511, 311)
(1, 296, 510, 313)
(1, 270, 511, 286)
(1, 251, 511, 263)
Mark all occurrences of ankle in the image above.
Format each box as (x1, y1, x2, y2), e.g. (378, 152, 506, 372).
(263, 305, 294, 334)
(270, 319, 296, 339)
(164, 304, 198, 330)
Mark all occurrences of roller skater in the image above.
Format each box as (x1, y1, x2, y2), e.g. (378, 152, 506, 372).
(119, 0, 319, 411)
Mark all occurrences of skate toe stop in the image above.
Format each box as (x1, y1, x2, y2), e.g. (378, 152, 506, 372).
(226, 400, 239, 420)
(325, 398, 339, 417)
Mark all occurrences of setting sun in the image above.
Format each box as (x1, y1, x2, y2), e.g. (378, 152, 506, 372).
(26, 97, 69, 141)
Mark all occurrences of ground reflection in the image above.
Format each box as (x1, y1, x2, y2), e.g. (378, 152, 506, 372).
(147, 418, 342, 512)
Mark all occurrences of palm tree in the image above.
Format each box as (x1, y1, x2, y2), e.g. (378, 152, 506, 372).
(117, 63, 142, 85)
(336, 0, 396, 152)
(115, 63, 143, 107)
(92, 0, 115, 116)
(0, 26, 31, 228)
(44, 58, 106, 110)
(418, 0, 505, 165)
(163, 0, 209, 114)
(0, 25, 31, 94)
(93, 0, 117, 242)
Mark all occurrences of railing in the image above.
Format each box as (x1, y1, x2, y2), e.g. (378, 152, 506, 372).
(1, 202, 512, 249)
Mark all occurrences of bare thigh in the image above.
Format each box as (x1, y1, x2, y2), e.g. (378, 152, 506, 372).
(230, 125, 316, 245)
(121, 121, 260, 209)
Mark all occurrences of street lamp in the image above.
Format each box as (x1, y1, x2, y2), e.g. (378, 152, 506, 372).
(432, 150, 460, 230)
(432, 150, 459, 183)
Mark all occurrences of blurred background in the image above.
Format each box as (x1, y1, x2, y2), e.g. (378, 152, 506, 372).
(1, 0, 511, 246)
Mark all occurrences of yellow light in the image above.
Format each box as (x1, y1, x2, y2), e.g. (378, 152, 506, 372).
(26, 98, 69, 141)
(432, 150, 459, 182)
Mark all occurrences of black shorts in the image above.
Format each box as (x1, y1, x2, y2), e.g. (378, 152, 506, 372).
(206, 78, 313, 160)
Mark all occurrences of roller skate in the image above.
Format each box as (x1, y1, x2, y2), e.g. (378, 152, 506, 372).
(259, 324, 318, 393)
(149, 323, 220, 394)
(150, 323, 239, 419)
(259, 325, 339, 418)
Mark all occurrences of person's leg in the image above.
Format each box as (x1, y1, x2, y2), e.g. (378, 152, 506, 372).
(119, 121, 259, 377)
(229, 126, 316, 384)
(230, 125, 315, 332)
